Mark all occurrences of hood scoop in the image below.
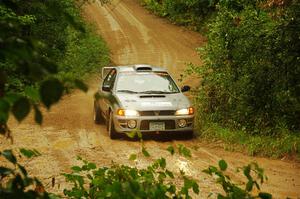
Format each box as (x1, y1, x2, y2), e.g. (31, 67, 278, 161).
(139, 95, 165, 98)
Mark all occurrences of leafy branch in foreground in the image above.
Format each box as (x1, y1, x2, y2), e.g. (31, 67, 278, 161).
(63, 144, 272, 199)
(0, 0, 111, 138)
(63, 156, 199, 199)
(203, 160, 272, 199)
(0, 149, 56, 199)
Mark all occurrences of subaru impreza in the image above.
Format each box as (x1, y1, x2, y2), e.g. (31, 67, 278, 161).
(93, 64, 194, 139)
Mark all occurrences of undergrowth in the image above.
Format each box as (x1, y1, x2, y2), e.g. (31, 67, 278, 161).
(196, 121, 300, 159)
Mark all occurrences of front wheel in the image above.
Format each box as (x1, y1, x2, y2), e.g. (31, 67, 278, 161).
(108, 111, 118, 139)
(176, 130, 193, 139)
(185, 130, 194, 139)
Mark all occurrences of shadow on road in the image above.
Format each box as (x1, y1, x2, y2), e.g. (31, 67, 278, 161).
(118, 132, 194, 142)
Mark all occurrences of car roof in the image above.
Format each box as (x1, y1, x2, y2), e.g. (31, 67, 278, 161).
(114, 64, 168, 73)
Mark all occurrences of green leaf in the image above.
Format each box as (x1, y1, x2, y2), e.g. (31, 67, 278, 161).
(87, 174, 93, 180)
(166, 145, 175, 155)
(12, 97, 31, 122)
(71, 166, 82, 172)
(40, 79, 64, 108)
(142, 147, 150, 157)
(126, 131, 136, 138)
(254, 181, 261, 190)
(218, 159, 228, 171)
(33, 105, 43, 124)
(17, 164, 28, 176)
(184, 177, 194, 189)
(129, 154, 137, 161)
(165, 169, 174, 178)
(158, 158, 166, 168)
(178, 144, 191, 158)
(202, 166, 218, 175)
(217, 194, 227, 199)
(0, 166, 13, 176)
(243, 165, 251, 180)
(246, 179, 253, 191)
(19, 148, 41, 158)
(168, 184, 176, 193)
(24, 86, 40, 102)
(137, 131, 143, 139)
(258, 192, 272, 199)
(87, 163, 96, 170)
(158, 172, 167, 181)
(4, 93, 20, 105)
(74, 79, 88, 92)
(192, 181, 200, 194)
(1, 150, 17, 164)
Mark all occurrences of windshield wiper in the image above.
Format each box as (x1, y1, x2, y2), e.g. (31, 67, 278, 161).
(139, 90, 177, 94)
(117, 90, 138, 94)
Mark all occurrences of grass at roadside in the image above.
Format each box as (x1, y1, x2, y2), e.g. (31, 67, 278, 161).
(196, 121, 300, 159)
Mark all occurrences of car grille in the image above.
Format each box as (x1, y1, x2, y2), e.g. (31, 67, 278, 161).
(140, 120, 175, 130)
(139, 110, 175, 116)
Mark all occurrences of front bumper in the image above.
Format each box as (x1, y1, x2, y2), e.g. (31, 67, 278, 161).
(113, 114, 194, 133)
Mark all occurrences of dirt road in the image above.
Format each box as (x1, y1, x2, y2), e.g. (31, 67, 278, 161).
(1, 0, 299, 198)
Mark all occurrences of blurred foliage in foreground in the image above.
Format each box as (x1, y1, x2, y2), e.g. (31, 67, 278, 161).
(0, 145, 272, 198)
(62, 145, 272, 198)
(0, 0, 109, 135)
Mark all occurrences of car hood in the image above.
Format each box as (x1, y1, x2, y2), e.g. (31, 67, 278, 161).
(115, 93, 191, 110)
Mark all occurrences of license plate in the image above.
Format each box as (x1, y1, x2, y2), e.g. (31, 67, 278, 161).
(149, 122, 165, 131)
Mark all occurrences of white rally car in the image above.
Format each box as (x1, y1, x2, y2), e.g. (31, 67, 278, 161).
(94, 64, 194, 139)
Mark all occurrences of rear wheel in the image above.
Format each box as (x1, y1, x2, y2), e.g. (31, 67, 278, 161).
(94, 102, 104, 124)
(108, 111, 118, 139)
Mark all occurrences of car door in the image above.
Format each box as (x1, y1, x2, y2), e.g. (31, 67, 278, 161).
(99, 69, 117, 119)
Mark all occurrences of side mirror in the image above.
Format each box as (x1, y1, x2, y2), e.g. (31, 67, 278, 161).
(102, 84, 111, 92)
(181, 85, 190, 92)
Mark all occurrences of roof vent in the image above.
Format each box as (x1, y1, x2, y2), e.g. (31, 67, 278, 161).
(134, 65, 152, 71)
(140, 95, 165, 98)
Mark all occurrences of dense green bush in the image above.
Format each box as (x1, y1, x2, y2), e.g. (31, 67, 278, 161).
(58, 26, 109, 82)
(1, 0, 109, 94)
(141, 0, 218, 29)
(141, 0, 300, 155)
(197, 0, 300, 135)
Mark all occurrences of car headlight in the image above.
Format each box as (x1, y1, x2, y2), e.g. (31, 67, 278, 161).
(175, 107, 194, 115)
(117, 109, 139, 116)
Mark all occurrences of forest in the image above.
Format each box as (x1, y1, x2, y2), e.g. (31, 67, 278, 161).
(141, 0, 300, 157)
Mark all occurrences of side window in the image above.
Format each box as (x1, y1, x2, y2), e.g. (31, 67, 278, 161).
(103, 69, 117, 90)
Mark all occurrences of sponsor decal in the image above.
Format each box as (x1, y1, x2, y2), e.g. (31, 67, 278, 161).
(141, 102, 172, 107)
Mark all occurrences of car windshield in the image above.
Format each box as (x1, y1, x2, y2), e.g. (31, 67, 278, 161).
(116, 72, 180, 94)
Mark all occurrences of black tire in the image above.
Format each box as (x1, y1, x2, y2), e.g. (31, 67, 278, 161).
(94, 103, 104, 124)
(108, 111, 118, 139)
(185, 130, 194, 139)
